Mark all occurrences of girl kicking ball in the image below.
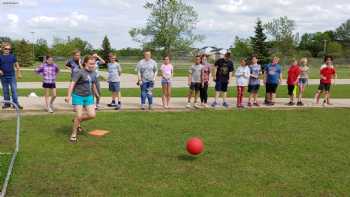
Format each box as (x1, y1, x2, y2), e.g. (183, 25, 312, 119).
(65, 55, 99, 143)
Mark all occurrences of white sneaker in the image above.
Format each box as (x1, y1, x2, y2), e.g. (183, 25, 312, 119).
(48, 106, 53, 113)
(186, 103, 192, 108)
(194, 103, 201, 109)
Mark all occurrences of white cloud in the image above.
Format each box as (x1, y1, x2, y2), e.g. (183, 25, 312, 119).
(28, 12, 88, 28)
(7, 14, 18, 27)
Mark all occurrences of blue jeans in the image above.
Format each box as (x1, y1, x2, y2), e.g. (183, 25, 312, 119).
(1, 76, 19, 105)
(140, 81, 154, 105)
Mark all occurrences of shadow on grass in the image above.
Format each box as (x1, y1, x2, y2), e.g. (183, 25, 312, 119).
(177, 154, 198, 161)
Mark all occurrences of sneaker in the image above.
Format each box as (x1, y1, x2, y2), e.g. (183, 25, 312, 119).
(237, 105, 245, 108)
(203, 104, 208, 108)
(247, 102, 252, 107)
(253, 102, 260, 107)
(287, 102, 295, 106)
(222, 102, 229, 108)
(115, 104, 121, 110)
(2, 104, 11, 109)
(95, 104, 101, 110)
(107, 102, 117, 107)
(13, 104, 23, 110)
(141, 104, 146, 110)
(297, 101, 304, 106)
(186, 103, 192, 108)
(48, 106, 53, 113)
(194, 103, 201, 109)
(211, 101, 218, 108)
(148, 105, 153, 110)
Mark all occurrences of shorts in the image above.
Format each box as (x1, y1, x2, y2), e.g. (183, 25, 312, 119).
(298, 78, 308, 86)
(248, 84, 260, 93)
(265, 83, 278, 93)
(190, 82, 201, 91)
(42, 83, 56, 89)
(72, 93, 94, 106)
(287, 85, 296, 96)
(215, 81, 229, 92)
(109, 82, 120, 92)
(161, 78, 171, 86)
(318, 83, 331, 92)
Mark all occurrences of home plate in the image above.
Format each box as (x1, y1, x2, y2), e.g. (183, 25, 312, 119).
(88, 130, 110, 137)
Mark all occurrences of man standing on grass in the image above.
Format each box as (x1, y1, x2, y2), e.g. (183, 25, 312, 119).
(211, 52, 234, 108)
(136, 50, 158, 110)
(0, 43, 23, 109)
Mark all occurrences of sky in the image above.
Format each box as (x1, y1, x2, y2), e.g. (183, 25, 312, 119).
(1, 0, 350, 50)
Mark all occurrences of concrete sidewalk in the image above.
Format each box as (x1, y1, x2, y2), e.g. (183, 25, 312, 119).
(2, 97, 349, 112)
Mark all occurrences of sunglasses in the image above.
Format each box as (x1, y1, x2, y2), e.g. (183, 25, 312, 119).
(4, 48, 11, 50)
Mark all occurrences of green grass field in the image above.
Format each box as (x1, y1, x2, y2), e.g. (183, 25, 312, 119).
(2, 85, 350, 98)
(17, 70, 71, 82)
(1, 109, 350, 196)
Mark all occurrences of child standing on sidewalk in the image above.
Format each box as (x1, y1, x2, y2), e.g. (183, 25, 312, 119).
(247, 55, 261, 107)
(107, 54, 122, 110)
(314, 56, 337, 105)
(297, 58, 310, 106)
(235, 59, 250, 108)
(35, 55, 60, 113)
(286, 59, 301, 106)
(160, 55, 173, 109)
(186, 55, 203, 108)
(200, 54, 211, 108)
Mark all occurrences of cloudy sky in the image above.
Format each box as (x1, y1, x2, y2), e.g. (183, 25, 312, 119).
(1, 0, 349, 49)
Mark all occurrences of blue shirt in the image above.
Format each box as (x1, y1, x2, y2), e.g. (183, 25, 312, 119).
(265, 63, 281, 84)
(0, 54, 17, 77)
(249, 64, 261, 85)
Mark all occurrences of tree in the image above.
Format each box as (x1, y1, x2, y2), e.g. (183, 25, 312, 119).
(230, 36, 252, 59)
(335, 19, 350, 42)
(250, 18, 270, 64)
(34, 38, 49, 60)
(51, 37, 93, 57)
(299, 32, 333, 57)
(129, 0, 203, 55)
(327, 42, 343, 58)
(13, 39, 34, 67)
(100, 35, 112, 62)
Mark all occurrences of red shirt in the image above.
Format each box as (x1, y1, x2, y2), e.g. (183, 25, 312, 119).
(287, 65, 301, 85)
(320, 66, 336, 84)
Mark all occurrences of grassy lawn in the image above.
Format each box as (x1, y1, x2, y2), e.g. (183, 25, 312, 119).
(17, 70, 71, 82)
(2, 85, 350, 98)
(1, 109, 350, 196)
(24, 61, 350, 79)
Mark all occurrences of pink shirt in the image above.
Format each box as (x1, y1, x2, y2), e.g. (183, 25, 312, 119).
(201, 63, 211, 83)
(161, 64, 173, 80)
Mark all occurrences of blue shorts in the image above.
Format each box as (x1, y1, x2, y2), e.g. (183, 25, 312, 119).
(72, 93, 94, 106)
(298, 78, 308, 86)
(161, 78, 171, 85)
(109, 82, 120, 92)
(215, 81, 229, 92)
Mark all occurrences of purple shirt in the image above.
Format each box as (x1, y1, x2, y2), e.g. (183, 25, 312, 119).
(36, 63, 59, 84)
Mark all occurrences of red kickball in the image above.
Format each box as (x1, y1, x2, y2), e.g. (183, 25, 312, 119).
(186, 137, 204, 155)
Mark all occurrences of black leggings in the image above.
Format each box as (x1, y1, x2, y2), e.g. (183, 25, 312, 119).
(200, 82, 209, 103)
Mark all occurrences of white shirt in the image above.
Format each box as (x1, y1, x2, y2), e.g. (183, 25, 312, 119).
(235, 66, 250, 86)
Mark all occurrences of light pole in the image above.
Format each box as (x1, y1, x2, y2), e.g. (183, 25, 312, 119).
(30, 31, 35, 60)
(323, 39, 328, 55)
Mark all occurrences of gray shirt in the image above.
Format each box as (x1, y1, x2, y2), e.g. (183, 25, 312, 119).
(136, 59, 158, 82)
(189, 64, 203, 83)
(300, 65, 309, 79)
(107, 62, 122, 82)
(72, 69, 97, 97)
